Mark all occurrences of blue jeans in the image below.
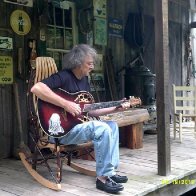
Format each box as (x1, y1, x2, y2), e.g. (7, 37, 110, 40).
(51, 120, 119, 177)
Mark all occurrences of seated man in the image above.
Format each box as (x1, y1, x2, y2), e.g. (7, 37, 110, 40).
(31, 44, 128, 194)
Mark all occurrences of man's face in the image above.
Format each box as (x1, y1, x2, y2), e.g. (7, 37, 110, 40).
(80, 55, 94, 77)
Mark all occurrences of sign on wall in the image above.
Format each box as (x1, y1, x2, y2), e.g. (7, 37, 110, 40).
(10, 10, 31, 35)
(0, 56, 13, 84)
(93, 0, 107, 46)
(4, 0, 33, 7)
(0, 37, 13, 50)
(94, 17, 107, 46)
(93, 0, 106, 18)
(108, 18, 123, 38)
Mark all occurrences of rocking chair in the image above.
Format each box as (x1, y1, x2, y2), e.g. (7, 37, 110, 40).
(18, 57, 96, 190)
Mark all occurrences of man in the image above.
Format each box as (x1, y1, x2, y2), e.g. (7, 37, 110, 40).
(31, 44, 128, 194)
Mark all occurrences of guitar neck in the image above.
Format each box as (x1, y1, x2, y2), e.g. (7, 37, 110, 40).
(83, 100, 123, 112)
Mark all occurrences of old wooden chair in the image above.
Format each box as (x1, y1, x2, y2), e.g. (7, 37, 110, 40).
(18, 57, 96, 190)
(172, 84, 196, 142)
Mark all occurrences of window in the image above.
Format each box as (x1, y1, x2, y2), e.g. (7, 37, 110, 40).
(46, 1, 78, 69)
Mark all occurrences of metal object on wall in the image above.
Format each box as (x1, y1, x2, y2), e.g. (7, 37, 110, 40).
(125, 65, 157, 131)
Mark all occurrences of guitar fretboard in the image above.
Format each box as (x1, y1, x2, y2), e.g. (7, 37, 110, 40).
(83, 100, 124, 112)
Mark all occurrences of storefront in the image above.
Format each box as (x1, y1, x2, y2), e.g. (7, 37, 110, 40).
(0, 0, 191, 159)
(0, 0, 108, 158)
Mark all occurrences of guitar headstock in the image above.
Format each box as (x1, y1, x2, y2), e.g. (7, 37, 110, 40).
(129, 96, 142, 107)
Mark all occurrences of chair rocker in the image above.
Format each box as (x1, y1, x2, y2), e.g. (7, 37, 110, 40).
(18, 57, 96, 191)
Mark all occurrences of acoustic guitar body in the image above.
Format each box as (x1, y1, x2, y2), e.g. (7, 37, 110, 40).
(37, 89, 94, 138)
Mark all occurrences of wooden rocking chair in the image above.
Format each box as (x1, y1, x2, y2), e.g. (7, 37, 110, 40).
(18, 57, 96, 191)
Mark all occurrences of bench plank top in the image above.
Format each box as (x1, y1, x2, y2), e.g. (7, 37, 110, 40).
(100, 108, 149, 127)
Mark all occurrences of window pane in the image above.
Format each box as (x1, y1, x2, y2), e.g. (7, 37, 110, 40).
(56, 28, 64, 49)
(53, 52, 62, 70)
(65, 29, 73, 50)
(64, 8, 72, 28)
(55, 7, 63, 26)
(48, 3, 54, 25)
(46, 51, 53, 58)
(47, 27, 55, 48)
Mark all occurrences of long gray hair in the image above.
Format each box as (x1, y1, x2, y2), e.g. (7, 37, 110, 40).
(63, 44, 98, 70)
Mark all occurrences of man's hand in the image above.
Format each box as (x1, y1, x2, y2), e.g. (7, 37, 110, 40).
(120, 101, 131, 109)
(64, 101, 81, 116)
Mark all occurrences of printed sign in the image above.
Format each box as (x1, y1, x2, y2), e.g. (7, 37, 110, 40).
(108, 18, 123, 38)
(94, 17, 107, 46)
(10, 10, 31, 35)
(4, 0, 33, 7)
(0, 56, 13, 84)
(93, 0, 106, 18)
(0, 36, 13, 50)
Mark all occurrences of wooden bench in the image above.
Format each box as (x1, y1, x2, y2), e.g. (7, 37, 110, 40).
(100, 108, 149, 149)
(79, 108, 149, 160)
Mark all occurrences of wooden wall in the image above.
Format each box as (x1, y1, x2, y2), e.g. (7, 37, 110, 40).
(0, 1, 37, 158)
(107, 0, 190, 115)
(0, 2, 14, 158)
(0, 0, 192, 158)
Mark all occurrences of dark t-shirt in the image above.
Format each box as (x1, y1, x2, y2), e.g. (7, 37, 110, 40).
(42, 69, 90, 93)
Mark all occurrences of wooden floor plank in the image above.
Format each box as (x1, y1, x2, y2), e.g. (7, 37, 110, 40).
(1, 122, 196, 195)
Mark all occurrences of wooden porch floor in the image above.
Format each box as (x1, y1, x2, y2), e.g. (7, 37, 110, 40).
(1, 122, 196, 196)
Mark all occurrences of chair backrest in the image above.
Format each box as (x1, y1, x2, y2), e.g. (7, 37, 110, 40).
(27, 57, 58, 139)
(172, 84, 196, 115)
(34, 57, 58, 84)
(33, 57, 58, 112)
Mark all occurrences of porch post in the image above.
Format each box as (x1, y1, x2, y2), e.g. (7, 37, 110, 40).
(154, 0, 171, 175)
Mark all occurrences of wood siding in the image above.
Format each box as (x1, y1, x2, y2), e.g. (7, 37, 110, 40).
(0, 85, 13, 158)
(0, 0, 192, 158)
(107, 0, 189, 115)
(0, 2, 32, 158)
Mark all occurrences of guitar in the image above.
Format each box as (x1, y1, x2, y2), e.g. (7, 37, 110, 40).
(37, 88, 141, 138)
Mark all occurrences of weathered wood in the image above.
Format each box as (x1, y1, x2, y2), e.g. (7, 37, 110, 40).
(1, 125, 196, 195)
(154, 0, 171, 176)
(108, 109, 149, 127)
(0, 85, 12, 158)
(19, 152, 61, 191)
(101, 108, 149, 149)
(125, 123, 143, 149)
(120, 123, 143, 149)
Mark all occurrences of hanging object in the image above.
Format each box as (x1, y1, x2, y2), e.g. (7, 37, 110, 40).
(78, 6, 93, 35)
(124, 13, 143, 48)
(4, 0, 33, 7)
(10, 10, 31, 36)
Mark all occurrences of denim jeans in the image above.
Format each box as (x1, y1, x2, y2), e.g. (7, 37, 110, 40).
(50, 120, 119, 177)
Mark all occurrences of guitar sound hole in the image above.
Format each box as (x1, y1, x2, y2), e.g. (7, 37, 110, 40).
(78, 93, 93, 103)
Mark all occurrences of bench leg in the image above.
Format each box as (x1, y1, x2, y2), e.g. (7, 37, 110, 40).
(122, 123, 143, 149)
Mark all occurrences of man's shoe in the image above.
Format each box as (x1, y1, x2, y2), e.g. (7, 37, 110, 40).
(110, 174, 128, 183)
(96, 177, 124, 193)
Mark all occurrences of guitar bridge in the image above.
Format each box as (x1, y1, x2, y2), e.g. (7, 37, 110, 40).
(78, 115, 90, 123)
